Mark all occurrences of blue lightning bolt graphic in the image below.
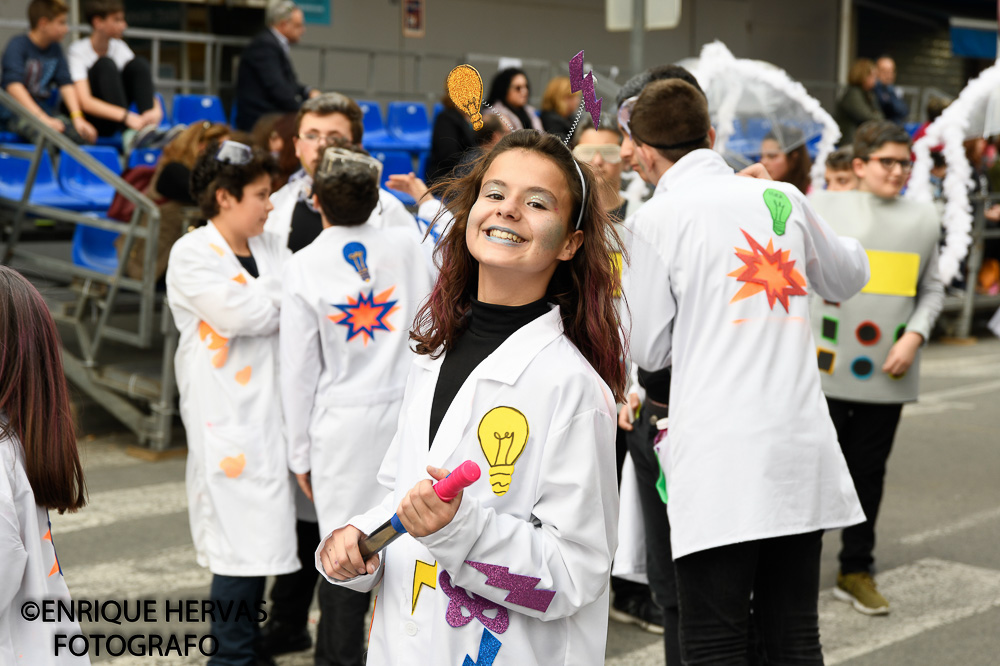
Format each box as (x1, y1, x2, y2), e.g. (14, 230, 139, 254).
(462, 629, 502, 666)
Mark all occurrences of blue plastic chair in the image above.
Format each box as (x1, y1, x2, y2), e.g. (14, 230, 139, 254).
(72, 217, 120, 275)
(95, 133, 124, 151)
(358, 100, 397, 150)
(0, 144, 93, 210)
(172, 94, 227, 125)
(0, 131, 20, 143)
(386, 101, 431, 150)
(130, 93, 171, 130)
(372, 149, 416, 206)
(904, 121, 922, 138)
(128, 147, 162, 169)
(417, 151, 429, 181)
(58, 146, 122, 210)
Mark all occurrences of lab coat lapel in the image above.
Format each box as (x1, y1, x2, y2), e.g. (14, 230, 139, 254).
(426, 305, 564, 468)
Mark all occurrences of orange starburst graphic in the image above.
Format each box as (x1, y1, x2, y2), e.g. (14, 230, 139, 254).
(328, 286, 400, 346)
(728, 229, 807, 312)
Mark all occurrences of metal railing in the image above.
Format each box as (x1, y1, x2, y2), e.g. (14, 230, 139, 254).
(0, 88, 178, 449)
(942, 193, 1000, 338)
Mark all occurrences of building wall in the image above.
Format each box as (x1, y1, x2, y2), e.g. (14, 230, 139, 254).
(0, 0, 840, 110)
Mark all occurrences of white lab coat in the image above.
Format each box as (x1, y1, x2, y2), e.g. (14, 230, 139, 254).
(624, 149, 870, 560)
(316, 306, 620, 666)
(281, 223, 434, 538)
(166, 223, 298, 576)
(1, 431, 90, 665)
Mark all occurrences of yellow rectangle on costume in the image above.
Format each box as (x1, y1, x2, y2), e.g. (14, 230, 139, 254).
(861, 250, 920, 297)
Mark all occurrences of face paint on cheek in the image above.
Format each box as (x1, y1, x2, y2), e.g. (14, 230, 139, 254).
(538, 217, 569, 252)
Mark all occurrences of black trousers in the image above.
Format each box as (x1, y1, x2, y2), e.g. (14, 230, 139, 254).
(826, 398, 903, 575)
(86, 56, 155, 136)
(208, 574, 265, 666)
(267, 519, 369, 665)
(674, 531, 825, 666)
(316, 582, 370, 666)
(625, 403, 681, 665)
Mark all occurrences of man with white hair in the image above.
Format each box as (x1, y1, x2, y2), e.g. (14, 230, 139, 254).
(235, 0, 319, 131)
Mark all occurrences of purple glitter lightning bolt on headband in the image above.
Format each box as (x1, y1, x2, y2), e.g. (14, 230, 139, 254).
(566, 50, 603, 145)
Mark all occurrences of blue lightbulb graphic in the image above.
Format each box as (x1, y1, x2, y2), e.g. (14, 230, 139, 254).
(343, 242, 371, 282)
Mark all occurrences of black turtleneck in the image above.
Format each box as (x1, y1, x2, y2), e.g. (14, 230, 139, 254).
(428, 296, 551, 447)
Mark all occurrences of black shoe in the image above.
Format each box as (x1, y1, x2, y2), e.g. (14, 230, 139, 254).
(258, 620, 312, 656)
(610, 594, 665, 635)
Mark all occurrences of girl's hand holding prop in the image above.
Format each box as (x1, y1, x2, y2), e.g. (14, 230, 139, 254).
(355, 461, 480, 561)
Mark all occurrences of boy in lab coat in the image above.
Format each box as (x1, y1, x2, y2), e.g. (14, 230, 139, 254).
(623, 79, 870, 663)
(280, 145, 433, 665)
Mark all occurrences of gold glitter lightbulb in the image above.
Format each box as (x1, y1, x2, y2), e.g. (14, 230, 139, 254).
(477, 406, 528, 496)
(447, 64, 484, 131)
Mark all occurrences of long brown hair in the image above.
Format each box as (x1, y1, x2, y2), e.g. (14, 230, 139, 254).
(413, 129, 627, 401)
(0, 267, 86, 513)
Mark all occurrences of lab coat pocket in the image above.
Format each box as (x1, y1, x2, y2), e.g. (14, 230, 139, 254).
(203, 423, 285, 525)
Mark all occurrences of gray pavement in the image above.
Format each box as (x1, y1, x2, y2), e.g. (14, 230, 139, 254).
(47, 337, 1000, 664)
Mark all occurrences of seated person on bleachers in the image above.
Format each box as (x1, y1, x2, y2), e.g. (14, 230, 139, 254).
(234, 0, 319, 133)
(114, 121, 230, 282)
(0, 0, 96, 144)
(265, 93, 421, 254)
(68, 0, 166, 146)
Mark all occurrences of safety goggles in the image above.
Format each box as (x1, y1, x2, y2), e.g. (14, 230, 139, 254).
(572, 144, 623, 164)
(215, 140, 254, 165)
(617, 96, 639, 139)
(318, 147, 383, 183)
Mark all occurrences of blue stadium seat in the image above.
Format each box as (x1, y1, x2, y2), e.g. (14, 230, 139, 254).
(0, 131, 20, 143)
(372, 149, 416, 206)
(386, 101, 431, 150)
(172, 94, 226, 125)
(72, 217, 119, 275)
(128, 147, 162, 169)
(95, 133, 124, 150)
(58, 146, 122, 210)
(743, 117, 772, 141)
(904, 121, 922, 138)
(417, 151, 429, 181)
(358, 100, 396, 150)
(229, 98, 238, 127)
(130, 93, 171, 130)
(0, 144, 93, 210)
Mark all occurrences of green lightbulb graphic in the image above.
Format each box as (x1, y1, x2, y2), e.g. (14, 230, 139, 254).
(763, 188, 792, 236)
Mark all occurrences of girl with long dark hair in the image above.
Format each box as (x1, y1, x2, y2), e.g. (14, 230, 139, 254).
(0, 266, 90, 664)
(317, 129, 626, 665)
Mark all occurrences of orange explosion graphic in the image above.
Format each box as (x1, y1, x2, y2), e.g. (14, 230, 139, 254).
(328, 286, 400, 346)
(728, 229, 807, 312)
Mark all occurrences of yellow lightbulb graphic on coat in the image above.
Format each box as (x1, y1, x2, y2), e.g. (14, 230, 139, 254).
(447, 65, 484, 130)
(478, 406, 529, 496)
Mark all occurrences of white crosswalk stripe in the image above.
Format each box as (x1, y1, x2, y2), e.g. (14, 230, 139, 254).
(50, 481, 187, 534)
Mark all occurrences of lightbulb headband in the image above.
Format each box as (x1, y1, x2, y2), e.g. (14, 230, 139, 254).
(447, 60, 589, 230)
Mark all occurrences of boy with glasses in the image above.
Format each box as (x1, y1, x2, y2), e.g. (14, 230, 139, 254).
(265, 93, 421, 254)
(809, 119, 944, 616)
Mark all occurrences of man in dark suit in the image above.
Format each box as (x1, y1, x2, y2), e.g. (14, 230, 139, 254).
(235, 0, 319, 132)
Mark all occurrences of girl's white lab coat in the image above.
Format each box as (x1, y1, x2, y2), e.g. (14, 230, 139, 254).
(281, 223, 434, 538)
(624, 149, 869, 560)
(166, 223, 298, 576)
(1, 432, 89, 665)
(316, 306, 620, 666)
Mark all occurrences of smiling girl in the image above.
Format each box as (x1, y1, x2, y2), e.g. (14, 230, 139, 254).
(317, 129, 626, 665)
(166, 141, 298, 665)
